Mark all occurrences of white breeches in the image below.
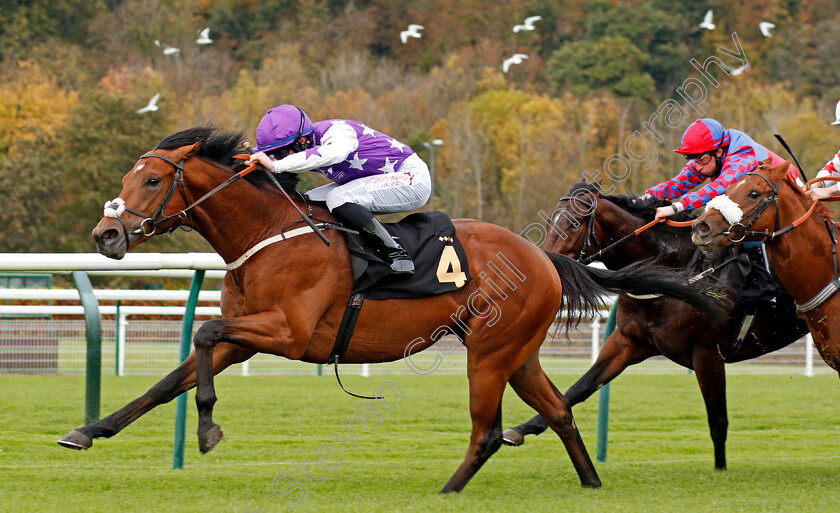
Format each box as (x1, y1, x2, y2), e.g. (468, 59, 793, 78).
(305, 153, 431, 214)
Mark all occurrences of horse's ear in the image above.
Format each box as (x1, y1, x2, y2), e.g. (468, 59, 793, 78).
(775, 159, 792, 176)
(759, 157, 773, 169)
(179, 142, 202, 159)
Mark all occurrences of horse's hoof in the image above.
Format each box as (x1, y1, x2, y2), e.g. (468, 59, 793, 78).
(501, 428, 524, 446)
(58, 429, 92, 450)
(198, 424, 223, 454)
(582, 478, 602, 489)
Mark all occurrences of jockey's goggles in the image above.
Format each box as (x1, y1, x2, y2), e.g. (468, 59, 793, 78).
(685, 152, 714, 165)
(267, 146, 294, 160)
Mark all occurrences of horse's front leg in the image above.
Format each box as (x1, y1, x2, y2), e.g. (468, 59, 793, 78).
(193, 310, 306, 454)
(692, 345, 727, 470)
(58, 342, 253, 450)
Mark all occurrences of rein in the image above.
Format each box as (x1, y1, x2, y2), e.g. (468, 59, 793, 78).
(103, 153, 260, 252)
(561, 193, 693, 265)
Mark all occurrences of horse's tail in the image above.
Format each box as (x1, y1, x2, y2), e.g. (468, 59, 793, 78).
(545, 251, 727, 329)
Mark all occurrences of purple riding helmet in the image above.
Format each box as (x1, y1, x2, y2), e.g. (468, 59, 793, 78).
(255, 104, 315, 158)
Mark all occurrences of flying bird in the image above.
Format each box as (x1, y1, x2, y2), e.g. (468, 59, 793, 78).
(136, 93, 160, 114)
(759, 22, 776, 38)
(513, 16, 542, 33)
(400, 24, 424, 44)
(730, 64, 749, 76)
(699, 10, 715, 30)
(502, 54, 528, 73)
(196, 27, 213, 45)
(154, 40, 180, 56)
(832, 99, 840, 125)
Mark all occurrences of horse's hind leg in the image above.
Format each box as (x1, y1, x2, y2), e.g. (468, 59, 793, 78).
(503, 328, 656, 446)
(58, 342, 253, 450)
(439, 365, 506, 494)
(507, 351, 601, 488)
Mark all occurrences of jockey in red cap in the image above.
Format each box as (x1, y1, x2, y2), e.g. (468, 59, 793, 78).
(646, 118, 800, 219)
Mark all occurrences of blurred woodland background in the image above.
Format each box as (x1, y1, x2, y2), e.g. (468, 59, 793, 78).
(2, 0, 839, 256)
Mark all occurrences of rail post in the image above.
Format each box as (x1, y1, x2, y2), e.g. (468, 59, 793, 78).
(173, 270, 205, 469)
(596, 302, 617, 463)
(72, 271, 101, 425)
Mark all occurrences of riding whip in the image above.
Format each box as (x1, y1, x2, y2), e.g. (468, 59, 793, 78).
(774, 134, 808, 182)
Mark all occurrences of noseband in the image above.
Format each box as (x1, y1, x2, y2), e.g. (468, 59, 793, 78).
(710, 171, 816, 243)
(717, 171, 782, 243)
(102, 154, 193, 253)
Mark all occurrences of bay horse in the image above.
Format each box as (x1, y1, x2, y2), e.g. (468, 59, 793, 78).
(57, 127, 718, 493)
(502, 182, 808, 469)
(692, 159, 840, 374)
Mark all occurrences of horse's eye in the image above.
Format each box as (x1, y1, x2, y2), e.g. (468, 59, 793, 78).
(748, 190, 760, 199)
(146, 177, 160, 187)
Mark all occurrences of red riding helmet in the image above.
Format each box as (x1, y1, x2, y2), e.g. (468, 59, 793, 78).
(673, 118, 730, 155)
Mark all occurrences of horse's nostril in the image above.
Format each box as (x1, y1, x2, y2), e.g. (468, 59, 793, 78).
(695, 221, 710, 236)
(94, 229, 118, 244)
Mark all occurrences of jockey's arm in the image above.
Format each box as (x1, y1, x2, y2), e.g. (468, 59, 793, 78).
(647, 162, 704, 219)
(273, 121, 360, 174)
(645, 162, 704, 202)
(678, 147, 758, 211)
(813, 149, 840, 188)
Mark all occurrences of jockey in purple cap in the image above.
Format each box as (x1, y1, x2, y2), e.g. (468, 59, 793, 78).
(248, 104, 432, 275)
(646, 118, 800, 220)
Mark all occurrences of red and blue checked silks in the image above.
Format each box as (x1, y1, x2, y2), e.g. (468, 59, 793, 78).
(646, 128, 771, 211)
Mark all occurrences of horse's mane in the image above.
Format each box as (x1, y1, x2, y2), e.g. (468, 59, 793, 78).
(154, 126, 300, 194)
(566, 182, 699, 224)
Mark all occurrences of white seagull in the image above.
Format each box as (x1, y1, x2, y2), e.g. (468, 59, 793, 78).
(136, 93, 160, 114)
(730, 64, 749, 76)
(759, 22, 776, 38)
(513, 16, 542, 33)
(400, 24, 424, 44)
(832, 99, 840, 125)
(154, 40, 180, 56)
(196, 27, 213, 45)
(502, 54, 528, 73)
(699, 10, 715, 30)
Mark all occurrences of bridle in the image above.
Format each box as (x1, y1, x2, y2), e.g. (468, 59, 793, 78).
(102, 154, 193, 253)
(103, 152, 259, 253)
(552, 193, 600, 265)
(713, 171, 818, 243)
(551, 192, 693, 265)
(103, 148, 332, 255)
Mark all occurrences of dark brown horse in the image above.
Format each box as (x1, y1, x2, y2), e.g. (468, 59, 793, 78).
(57, 127, 718, 493)
(502, 182, 808, 469)
(693, 159, 840, 373)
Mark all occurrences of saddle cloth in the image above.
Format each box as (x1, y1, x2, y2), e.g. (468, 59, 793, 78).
(344, 211, 472, 299)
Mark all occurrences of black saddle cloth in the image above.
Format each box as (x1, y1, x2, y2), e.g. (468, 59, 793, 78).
(344, 211, 472, 299)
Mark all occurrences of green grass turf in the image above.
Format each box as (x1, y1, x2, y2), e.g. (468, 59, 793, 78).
(1, 372, 839, 512)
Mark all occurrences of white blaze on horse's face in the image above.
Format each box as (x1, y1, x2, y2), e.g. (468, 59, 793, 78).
(132, 163, 145, 174)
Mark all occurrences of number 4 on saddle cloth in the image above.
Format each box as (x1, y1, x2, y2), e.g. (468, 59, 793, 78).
(328, 211, 472, 373)
(344, 211, 472, 299)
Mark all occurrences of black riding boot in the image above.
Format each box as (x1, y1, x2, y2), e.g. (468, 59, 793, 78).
(362, 217, 415, 275)
(332, 203, 415, 275)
